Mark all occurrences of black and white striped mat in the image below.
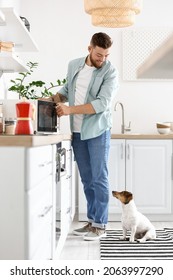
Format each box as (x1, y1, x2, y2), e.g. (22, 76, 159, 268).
(100, 228, 173, 260)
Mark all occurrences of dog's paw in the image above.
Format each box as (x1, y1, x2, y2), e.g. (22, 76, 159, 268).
(129, 238, 135, 243)
(119, 237, 126, 240)
(137, 238, 145, 243)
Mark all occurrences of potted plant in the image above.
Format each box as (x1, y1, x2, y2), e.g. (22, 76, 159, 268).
(8, 61, 66, 99)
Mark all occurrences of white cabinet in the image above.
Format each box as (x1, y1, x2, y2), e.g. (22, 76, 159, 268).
(78, 139, 173, 221)
(108, 139, 173, 221)
(26, 145, 55, 260)
(0, 7, 38, 75)
(0, 144, 56, 260)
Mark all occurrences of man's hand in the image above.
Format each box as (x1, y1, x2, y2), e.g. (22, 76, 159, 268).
(56, 103, 71, 117)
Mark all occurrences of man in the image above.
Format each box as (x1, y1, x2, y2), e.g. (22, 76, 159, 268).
(52, 32, 119, 241)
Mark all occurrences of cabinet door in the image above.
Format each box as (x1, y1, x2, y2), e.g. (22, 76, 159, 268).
(108, 139, 126, 214)
(60, 173, 72, 236)
(27, 175, 53, 260)
(26, 145, 53, 190)
(126, 140, 172, 214)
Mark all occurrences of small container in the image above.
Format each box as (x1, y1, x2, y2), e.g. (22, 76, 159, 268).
(157, 127, 170, 135)
(0, 117, 3, 134)
(0, 103, 4, 134)
(5, 118, 16, 135)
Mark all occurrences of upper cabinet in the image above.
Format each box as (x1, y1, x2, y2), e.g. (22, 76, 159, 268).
(0, 7, 38, 75)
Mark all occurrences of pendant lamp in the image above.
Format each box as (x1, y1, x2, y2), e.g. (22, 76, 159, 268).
(84, 0, 143, 28)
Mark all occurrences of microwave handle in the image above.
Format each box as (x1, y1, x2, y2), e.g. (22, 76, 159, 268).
(61, 148, 66, 171)
(56, 153, 61, 182)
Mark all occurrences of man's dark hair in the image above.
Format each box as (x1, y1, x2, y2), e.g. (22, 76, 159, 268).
(90, 32, 113, 49)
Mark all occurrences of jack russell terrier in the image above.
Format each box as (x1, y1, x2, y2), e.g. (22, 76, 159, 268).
(112, 190, 156, 242)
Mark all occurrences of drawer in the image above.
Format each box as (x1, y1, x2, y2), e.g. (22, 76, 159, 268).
(29, 210, 52, 260)
(27, 175, 53, 259)
(26, 145, 53, 190)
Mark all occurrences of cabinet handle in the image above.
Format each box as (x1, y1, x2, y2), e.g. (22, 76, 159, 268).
(39, 205, 52, 218)
(38, 161, 52, 167)
(66, 207, 71, 214)
(120, 143, 124, 159)
(127, 144, 130, 160)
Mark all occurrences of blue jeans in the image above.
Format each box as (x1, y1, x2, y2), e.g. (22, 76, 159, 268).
(72, 130, 111, 229)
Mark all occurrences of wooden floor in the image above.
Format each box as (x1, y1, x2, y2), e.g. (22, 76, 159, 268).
(59, 218, 173, 260)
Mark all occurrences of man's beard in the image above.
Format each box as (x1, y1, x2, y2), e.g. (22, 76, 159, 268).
(89, 54, 103, 69)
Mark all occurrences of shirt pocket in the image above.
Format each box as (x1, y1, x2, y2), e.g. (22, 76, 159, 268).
(89, 76, 104, 98)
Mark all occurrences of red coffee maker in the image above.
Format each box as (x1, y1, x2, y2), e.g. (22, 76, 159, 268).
(15, 101, 34, 135)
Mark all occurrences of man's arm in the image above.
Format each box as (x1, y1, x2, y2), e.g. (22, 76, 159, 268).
(56, 103, 96, 117)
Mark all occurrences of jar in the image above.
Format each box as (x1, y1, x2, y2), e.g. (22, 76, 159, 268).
(0, 117, 3, 134)
(0, 103, 4, 134)
(5, 118, 16, 135)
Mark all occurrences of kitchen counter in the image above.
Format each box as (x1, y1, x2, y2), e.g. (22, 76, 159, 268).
(111, 133, 173, 139)
(1, 133, 173, 147)
(0, 134, 72, 147)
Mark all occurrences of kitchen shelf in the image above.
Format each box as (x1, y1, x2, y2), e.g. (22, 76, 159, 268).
(0, 52, 28, 75)
(137, 34, 173, 79)
(0, 7, 38, 52)
(0, 10, 5, 23)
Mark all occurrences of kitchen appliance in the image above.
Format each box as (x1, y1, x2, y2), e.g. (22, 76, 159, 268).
(33, 100, 60, 135)
(55, 142, 66, 246)
(15, 100, 34, 135)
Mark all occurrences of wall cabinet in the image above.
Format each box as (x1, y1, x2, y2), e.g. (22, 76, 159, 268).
(78, 139, 173, 221)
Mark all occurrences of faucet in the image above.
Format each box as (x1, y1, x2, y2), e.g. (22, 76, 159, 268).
(114, 101, 131, 134)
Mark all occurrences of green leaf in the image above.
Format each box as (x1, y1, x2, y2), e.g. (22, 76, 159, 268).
(18, 72, 26, 76)
(8, 61, 66, 99)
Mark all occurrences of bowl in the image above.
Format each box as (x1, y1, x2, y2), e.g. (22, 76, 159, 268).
(156, 122, 171, 134)
(157, 127, 171, 134)
(162, 121, 173, 131)
(156, 122, 171, 129)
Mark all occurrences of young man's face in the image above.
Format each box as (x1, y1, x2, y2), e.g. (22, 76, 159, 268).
(88, 45, 111, 68)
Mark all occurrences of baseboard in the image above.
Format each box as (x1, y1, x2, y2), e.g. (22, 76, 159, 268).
(78, 213, 173, 222)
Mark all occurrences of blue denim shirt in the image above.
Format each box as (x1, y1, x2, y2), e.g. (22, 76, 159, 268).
(58, 56, 119, 140)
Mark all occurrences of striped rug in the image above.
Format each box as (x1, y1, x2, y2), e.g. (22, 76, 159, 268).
(100, 228, 173, 260)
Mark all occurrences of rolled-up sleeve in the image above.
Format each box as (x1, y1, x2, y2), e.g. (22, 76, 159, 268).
(90, 67, 119, 114)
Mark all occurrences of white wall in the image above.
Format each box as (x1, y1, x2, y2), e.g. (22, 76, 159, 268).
(0, 0, 20, 12)
(1, 0, 173, 134)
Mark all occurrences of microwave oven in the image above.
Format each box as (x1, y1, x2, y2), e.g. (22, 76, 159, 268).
(33, 100, 60, 134)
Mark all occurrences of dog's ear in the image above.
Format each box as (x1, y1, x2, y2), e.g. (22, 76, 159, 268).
(124, 191, 133, 204)
(112, 191, 116, 197)
(127, 192, 133, 202)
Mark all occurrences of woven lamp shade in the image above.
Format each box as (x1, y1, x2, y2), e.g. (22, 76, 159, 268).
(84, 0, 143, 28)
